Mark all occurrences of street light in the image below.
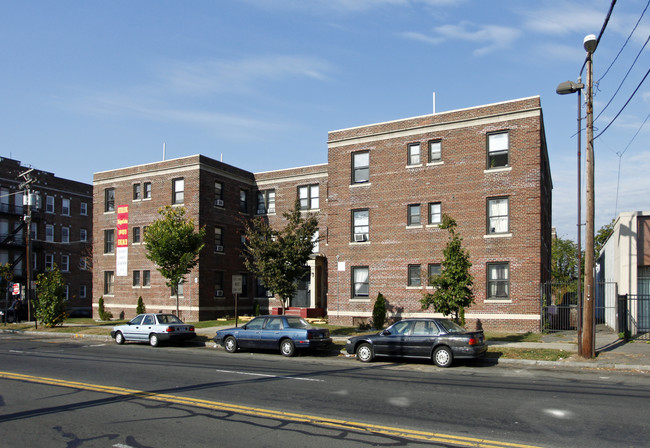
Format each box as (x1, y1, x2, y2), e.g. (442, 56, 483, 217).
(556, 33, 597, 359)
(555, 77, 584, 355)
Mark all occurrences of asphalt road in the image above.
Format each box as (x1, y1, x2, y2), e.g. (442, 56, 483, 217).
(0, 333, 648, 448)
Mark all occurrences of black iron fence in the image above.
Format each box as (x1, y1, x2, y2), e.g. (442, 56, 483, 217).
(618, 294, 650, 336)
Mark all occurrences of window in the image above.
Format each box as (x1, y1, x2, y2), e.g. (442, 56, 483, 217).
(298, 184, 319, 210)
(241, 274, 248, 298)
(104, 271, 115, 295)
(487, 262, 509, 300)
(255, 277, 268, 298)
(487, 131, 509, 168)
(408, 204, 421, 226)
(352, 151, 370, 184)
(80, 228, 87, 242)
(133, 183, 141, 200)
(429, 202, 441, 225)
(132, 227, 140, 244)
(487, 197, 509, 234)
(407, 143, 421, 165)
(62, 198, 70, 216)
(64, 285, 69, 301)
(45, 253, 54, 270)
(240, 190, 248, 213)
(133, 270, 141, 287)
(214, 181, 224, 206)
(30, 223, 37, 240)
(80, 257, 88, 270)
(214, 227, 223, 252)
(352, 209, 369, 242)
(352, 266, 369, 298)
(214, 271, 224, 297)
(143, 270, 151, 287)
(312, 229, 320, 253)
(104, 229, 115, 254)
(80, 285, 87, 299)
(61, 227, 70, 244)
(428, 264, 441, 285)
(408, 264, 421, 287)
(143, 182, 152, 199)
(172, 178, 184, 204)
(61, 255, 69, 272)
(46, 195, 55, 213)
(429, 140, 442, 162)
(80, 202, 88, 216)
(105, 188, 115, 212)
(46, 224, 54, 242)
(257, 189, 276, 214)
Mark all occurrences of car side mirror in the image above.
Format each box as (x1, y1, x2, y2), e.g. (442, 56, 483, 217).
(381, 330, 391, 336)
(242, 324, 248, 330)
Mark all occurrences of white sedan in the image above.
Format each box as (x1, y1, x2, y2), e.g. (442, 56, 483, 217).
(110, 313, 196, 347)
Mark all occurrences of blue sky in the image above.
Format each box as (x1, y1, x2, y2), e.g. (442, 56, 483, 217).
(1, 0, 648, 240)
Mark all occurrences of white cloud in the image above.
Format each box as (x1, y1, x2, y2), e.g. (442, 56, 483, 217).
(522, 3, 606, 36)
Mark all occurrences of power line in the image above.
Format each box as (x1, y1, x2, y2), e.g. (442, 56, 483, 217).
(595, 33, 650, 122)
(613, 112, 649, 217)
(594, 68, 650, 139)
(580, 0, 618, 76)
(597, 0, 650, 83)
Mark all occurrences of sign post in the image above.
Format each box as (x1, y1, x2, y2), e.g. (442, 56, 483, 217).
(232, 275, 242, 327)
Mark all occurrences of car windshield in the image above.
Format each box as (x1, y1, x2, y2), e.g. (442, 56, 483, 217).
(285, 317, 312, 329)
(157, 314, 183, 324)
(437, 319, 466, 333)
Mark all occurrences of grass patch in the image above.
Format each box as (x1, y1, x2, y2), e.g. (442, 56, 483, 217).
(486, 347, 568, 361)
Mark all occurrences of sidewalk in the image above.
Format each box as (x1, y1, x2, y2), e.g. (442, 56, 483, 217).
(3, 323, 649, 372)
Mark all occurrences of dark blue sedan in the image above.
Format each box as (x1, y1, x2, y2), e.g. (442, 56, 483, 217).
(214, 315, 332, 357)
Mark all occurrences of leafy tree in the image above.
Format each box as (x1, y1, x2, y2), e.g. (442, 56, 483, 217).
(136, 296, 146, 315)
(97, 296, 113, 321)
(372, 292, 387, 329)
(34, 264, 67, 327)
(421, 215, 474, 324)
(595, 218, 615, 256)
(552, 237, 579, 283)
(243, 200, 318, 313)
(144, 206, 206, 316)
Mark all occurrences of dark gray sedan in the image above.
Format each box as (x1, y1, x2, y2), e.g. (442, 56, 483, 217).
(110, 313, 196, 347)
(345, 318, 487, 367)
(214, 315, 332, 357)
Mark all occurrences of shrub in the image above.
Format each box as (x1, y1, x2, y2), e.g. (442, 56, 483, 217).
(253, 301, 260, 317)
(372, 292, 387, 330)
(98, 297, 113, 321)
(34, 266, 68, 327)
(136, 296, 146, 314)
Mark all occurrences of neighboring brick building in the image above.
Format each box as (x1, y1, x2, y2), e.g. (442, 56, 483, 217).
(93, 96, 551, 331)
(0, 157, 93, 316)
(327, 96, 552, 331)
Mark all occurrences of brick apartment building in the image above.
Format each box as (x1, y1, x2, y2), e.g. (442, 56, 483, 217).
(0, 157, 93, 316)
(93, 96, 551, 331)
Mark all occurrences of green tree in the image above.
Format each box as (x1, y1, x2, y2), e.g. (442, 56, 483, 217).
(421, 215, 474, 324)
(243, 200, 318, 313)
(144, 206, 206, 316)
(136, 296, 146, 315)
(552, 237, 579, 283)
(97, 296, 113, 320)
(595, 218, 615, 256)
(34, 264, 67, 327)
(372, 292, 387, 329)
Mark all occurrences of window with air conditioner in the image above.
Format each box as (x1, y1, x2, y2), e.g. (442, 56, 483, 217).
(352, 209, 369, 242)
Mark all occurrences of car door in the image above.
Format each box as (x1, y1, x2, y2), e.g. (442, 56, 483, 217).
(136, 314, 156, 341)
(260, 317, 283, 348)
(123, 314, 145, 340)
(373, 321, 412, 357)
(404, 320, 440, 357)
(237, 317, 265, 349)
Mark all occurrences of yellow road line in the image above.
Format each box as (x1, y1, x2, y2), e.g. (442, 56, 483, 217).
(0, 371, 539, 448)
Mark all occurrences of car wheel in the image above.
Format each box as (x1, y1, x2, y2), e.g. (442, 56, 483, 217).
(115, 331, 125, 345)
(224, 336, 238, 353)
(7, 313, 15, 324)
(280, 339, 296, 357)
(149, 334, 160, 347)
(356, 343, 374, 362)
(433, 346, 453, 368)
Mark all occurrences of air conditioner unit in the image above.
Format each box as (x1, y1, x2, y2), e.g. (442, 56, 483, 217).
(257, 209, 266, 215)
(215, 290, 224, 297)
(215, 199, 224, 207)
(267, 208, 275, 214)
(354, 233, 367, 242)
(215, 245, 224, 253)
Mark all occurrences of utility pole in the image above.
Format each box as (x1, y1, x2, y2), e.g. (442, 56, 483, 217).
(582, 35, 597, 359)
(19, 168, 36, 326)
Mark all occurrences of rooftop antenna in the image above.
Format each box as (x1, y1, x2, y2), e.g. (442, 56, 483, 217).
(221, 153, 223, 162)
(163, 142, 166, 161)
(432, 92, 436, 114)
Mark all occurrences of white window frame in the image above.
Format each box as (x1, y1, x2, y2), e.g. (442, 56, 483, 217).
(487, 262, 510, 300)
(172, 178, 184, 205)
(352, 209, 369, 242)
(61, 226, 70, 244)
(487, 131, 509, 169)
(429, 140, 442, 162)
(80, 202, 88, 216)
(352, 151, 370, 184)
(46, 224, 54, 242)
(407, 143, 421, 165)
(61, 198, 70, 216)
(61, 254, 70, 272)
(429, 202, 441, 225)
(408, 204, 421, 226)
(46, 196, 55, 214)
(352, 266, 369, 298)
(487, 197, 509, 234)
